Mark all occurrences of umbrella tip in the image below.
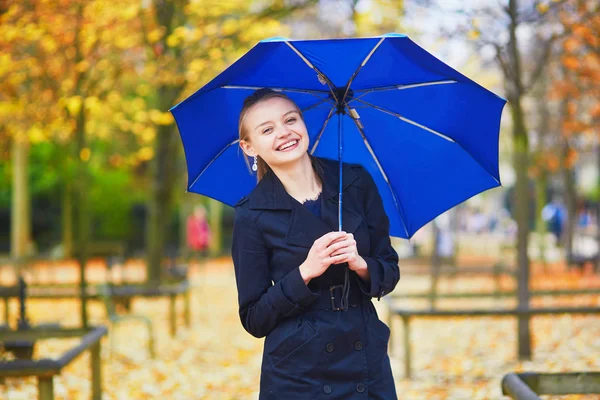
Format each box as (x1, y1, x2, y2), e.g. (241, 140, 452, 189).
(261, 36, 289, 43)
(380, 33, 407, 38)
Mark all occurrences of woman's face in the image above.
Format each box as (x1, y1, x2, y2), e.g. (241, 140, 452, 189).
(240, 97, 309, 169)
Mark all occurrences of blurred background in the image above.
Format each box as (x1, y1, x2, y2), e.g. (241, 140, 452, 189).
(1, 0, 599, 273)
(1, 1, 599, 399)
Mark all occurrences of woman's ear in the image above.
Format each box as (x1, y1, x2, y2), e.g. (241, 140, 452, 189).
(239, 140, 257, 158)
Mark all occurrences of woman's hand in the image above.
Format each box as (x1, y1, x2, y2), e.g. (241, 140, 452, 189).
(299, 231, 350, 284)
(328, 233, 370, 282)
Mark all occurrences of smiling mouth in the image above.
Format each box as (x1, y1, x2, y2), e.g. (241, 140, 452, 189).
(277, 139, 299, 151)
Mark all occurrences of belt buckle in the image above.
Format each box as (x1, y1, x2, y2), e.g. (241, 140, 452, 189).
(329, 285, 344, 311)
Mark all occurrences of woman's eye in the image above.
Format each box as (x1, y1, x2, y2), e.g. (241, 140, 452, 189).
(286, 118, 297, 124)
(262, 127, 273, 134)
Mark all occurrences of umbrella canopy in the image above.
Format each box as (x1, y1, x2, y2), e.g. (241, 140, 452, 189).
(170, 33, 506, 239)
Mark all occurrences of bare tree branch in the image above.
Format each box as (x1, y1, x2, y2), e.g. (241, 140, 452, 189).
(523, 34, 557, 93)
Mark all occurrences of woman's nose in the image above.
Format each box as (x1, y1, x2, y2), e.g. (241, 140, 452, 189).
(277, 126, 292, 138)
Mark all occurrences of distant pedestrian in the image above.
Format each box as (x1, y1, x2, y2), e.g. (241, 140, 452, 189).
(186, 205, 211, 262)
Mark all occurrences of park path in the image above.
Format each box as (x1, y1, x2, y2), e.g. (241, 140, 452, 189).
(1, 257, 599, 399)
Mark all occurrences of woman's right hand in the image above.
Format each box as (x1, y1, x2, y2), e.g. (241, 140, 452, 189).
(299, 231, 350, 284)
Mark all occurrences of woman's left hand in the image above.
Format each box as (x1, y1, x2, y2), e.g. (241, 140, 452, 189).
(329, 233, 369, 279)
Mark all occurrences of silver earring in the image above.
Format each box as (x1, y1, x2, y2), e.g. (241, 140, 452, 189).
(252, 156, 258, 172)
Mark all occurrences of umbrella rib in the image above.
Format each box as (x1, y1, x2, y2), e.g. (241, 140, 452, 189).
(187, 139, 240, 192)
(220, 85, 330, 96)
(353, 80, 457, 94)
(302, 97, 336, 113)
(341, 37, 385, 102)
(310, 107, 336, 155)
(352, 98, 456, 143)
(285, 41, 338, 103)
(350, 80, 458, 103)
(344, 107, 411, 238)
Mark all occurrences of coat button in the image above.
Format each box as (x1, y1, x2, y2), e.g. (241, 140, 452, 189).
(354, 340, 363, 350)
(356, 383, 366, 393)
(326, 343, 335, 353)
(323, 384, 332, 394)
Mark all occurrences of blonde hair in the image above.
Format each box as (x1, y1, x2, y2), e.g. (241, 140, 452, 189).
(238, 89, 303, 181)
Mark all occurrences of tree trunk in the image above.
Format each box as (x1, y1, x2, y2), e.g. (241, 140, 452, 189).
(208, 198, 223, 257)
(597, 141, 600, 272)
(179, 197, 191, 261)
(429, 220, 441, 310)
(62, 180, 73, 258)
(146, 90, 181, 284)
(73, 106, 89, 328)
(11, 136, 31, 268)
(535, 170, 548, 270)
(507, 0, 532, 361)
(561, 140, 577, 265)
(512, 101, 532, 360)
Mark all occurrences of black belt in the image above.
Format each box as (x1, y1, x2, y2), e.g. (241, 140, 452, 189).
(306, 284, 369, 311)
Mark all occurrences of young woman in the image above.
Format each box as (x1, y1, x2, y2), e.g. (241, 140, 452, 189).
(232, 88, 400, 399)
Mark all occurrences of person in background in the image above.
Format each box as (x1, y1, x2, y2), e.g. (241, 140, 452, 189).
(186, 204, 211, 263)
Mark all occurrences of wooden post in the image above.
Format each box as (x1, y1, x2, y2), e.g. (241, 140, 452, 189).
(402, 315, 411, 379)
(91, 342, 102, 400)
(4, 297, 9, 324)
(11, 137, 32, 263)
(169, 294, 176, 337)
(494, 263, 502, 300)
(184, 290, 191, 328)
(38, 376, 54, 400)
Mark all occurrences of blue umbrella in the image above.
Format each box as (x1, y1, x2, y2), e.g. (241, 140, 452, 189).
(170, 33, 506, 239)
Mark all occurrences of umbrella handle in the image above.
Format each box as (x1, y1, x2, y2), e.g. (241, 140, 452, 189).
(338, 112, 350, 311)
(338, 111, 343, 231)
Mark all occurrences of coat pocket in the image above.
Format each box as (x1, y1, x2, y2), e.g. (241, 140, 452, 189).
(369, 316, 391, 343)
(267, 320, 318, 370)
(367, 303, 391, 344)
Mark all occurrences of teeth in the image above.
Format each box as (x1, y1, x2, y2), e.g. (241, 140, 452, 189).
(279, 140, 297, 150)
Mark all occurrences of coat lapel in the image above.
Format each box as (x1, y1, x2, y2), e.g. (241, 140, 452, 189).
(247, 157, 363, 249)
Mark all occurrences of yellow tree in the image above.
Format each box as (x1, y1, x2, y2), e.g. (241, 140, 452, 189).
(136, 0, 316, 283)
(0, 0, 140, 326)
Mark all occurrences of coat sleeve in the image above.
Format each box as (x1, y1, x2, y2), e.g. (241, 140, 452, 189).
(231, 207, 320, 338)
(354, 166, 401, 300)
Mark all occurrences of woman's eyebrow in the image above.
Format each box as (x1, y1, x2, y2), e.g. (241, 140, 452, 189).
(283, 110, 299, 117)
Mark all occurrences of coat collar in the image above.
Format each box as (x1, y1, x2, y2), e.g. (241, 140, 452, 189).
(247, 156, 359, 211)
(247, 156, 362, 248)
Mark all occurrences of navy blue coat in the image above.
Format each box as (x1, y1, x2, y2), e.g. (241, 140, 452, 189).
(232, 157, 400, 399)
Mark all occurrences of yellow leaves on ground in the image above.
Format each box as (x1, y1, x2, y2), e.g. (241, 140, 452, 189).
(1, 258, 599, 399)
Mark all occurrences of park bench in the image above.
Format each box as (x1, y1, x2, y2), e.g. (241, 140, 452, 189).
(0, 280, 192, 337)
(96, 283, 155, 359)
(0, 325, 107, 400)
(398, 262, 517, 309)
(502, 371, 600, 399)
(385, 301, 600, 378)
